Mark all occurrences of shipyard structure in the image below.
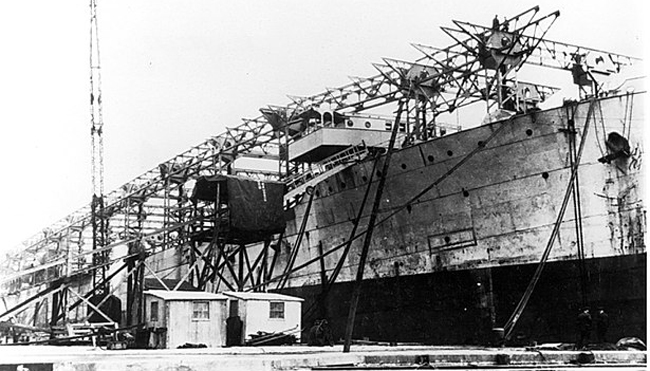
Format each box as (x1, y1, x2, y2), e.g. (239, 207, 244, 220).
(0, 7, 645, 347)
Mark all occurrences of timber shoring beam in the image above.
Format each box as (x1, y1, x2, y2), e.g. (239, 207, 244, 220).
(278, 190, 316, 290)
(61, 260, 130, 323)
(255, 240, 271, 289)
(0, 284, 64, 322)
(343, 99, 406, 352)
(264, 233, 282, 285)
(303, 152, 380, 321)
(241, 242, 270, 290)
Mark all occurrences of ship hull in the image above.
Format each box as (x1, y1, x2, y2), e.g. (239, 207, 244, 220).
(273, 93, 646, 345)
(140, 94, 646, 345)
(280, 252, 646, 345)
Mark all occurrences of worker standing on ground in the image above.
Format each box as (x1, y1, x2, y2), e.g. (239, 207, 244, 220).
(595, 307, 609, 343)
(308, 319, 334, 346)
(576, 307, 592, 349)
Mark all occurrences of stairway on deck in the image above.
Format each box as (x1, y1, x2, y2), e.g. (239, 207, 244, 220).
(284, 143, 370, 201)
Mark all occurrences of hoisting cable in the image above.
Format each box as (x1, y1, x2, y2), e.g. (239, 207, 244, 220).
(591, 93, 610, 160)
(573, 117, 588, 308)
(565, 103, 588, 307)
(624, 92, 634, 140)
(503, 97, 597, 340)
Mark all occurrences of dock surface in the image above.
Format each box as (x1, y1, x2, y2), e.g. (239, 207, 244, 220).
(0, 345, 646, 370)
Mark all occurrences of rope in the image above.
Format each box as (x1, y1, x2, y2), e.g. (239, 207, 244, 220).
(503, 97, 597, 339)
(566, 103, 588, 306)
(596, 98, 608, 144)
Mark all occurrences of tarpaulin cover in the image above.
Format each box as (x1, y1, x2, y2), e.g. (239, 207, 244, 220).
(191, 175, 285, 243)
(192, 176, 229, 203)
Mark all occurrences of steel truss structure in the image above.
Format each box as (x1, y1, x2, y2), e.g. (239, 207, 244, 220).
(0, 6, 640, 341)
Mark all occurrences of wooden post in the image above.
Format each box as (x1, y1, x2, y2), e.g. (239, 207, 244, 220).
(238, 244, 245, 291)
(50, 288, 61, 327)
(218, 245, 241, 290)
(343, 100, 405, 352)
(317, 241, 328, 290)
(278, 191, 315, 290)
(257, 239, 270, 289)
(317, 240, 329, 319)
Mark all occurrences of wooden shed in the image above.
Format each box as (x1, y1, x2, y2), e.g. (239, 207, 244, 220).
(223, 292, 303, 345)
(144, 290, 228, 348)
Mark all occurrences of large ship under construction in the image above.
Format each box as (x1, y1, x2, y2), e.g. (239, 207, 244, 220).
(0, 6, 645, 346)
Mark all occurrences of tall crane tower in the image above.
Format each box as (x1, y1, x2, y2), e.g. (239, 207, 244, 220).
(89, 0, 108, 294)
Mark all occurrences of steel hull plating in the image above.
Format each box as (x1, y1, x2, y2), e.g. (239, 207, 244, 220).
(274, 93, 646, 344)
(280, 252, 646, 344)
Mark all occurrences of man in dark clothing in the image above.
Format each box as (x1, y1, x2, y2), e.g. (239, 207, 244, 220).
(308, 319, 334, 346)
(501, 17, 510, 32)
(226, 315, 243, 346)
(595, 308, 609, 343)
(577, 308, 592, 349)
(492, 15, 500, 31)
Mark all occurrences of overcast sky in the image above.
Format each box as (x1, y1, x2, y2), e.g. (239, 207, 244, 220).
(0, 0, 645, 254)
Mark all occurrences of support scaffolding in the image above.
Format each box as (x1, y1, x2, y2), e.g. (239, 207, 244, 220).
(0, 6, 641, 345)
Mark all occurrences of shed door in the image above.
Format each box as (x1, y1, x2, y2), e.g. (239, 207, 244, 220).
(226, 300, 242, 346)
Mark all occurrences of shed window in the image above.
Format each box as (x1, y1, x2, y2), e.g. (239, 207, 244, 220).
(150, 301, 159, 322)
(269, 302, 285, 319)
(192, 301, 210, 320)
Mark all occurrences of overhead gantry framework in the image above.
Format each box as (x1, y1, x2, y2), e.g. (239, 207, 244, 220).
(0, 6, 641, 337)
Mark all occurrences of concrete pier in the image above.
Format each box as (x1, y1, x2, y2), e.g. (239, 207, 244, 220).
(0, 345, 646, 370)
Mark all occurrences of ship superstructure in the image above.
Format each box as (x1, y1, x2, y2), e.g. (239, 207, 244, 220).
(0, 6, 644, 345)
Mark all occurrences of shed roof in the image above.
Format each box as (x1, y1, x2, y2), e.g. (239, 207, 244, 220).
(144, 278, 199, 292)
(223, 291, 304, 302)
(145, 290, 228, 301)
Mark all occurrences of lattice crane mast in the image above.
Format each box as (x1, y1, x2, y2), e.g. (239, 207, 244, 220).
(89, 0, 108, 294)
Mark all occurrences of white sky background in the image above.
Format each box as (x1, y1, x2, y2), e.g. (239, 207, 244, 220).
(0, 0, 645, 255)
